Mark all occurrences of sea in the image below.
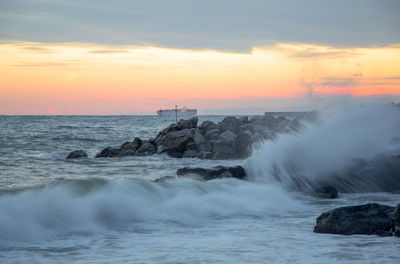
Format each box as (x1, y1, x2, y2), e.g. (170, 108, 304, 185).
(1, 105, 399, 264)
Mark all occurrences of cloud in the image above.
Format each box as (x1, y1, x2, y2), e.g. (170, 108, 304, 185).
(88, 49, 130, 54)
(0, 0, 399, 51)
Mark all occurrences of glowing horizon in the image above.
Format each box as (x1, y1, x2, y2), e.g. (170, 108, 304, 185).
(1, 41, 399, 115)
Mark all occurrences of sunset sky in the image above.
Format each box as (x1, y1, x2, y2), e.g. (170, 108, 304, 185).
(1, 0, 399, 114)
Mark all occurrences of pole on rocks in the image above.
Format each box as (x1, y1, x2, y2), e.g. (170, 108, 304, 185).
(175, 105, 178, 124)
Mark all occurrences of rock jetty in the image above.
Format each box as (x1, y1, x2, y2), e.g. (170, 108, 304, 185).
(70, 112, 315, 160)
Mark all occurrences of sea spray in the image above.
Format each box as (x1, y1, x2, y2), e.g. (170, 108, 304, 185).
(245, 104, 400, 192)
(0, 178, 301, 243)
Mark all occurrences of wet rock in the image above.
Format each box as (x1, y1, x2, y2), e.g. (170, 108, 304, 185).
(176, 165, 246, 181)
(212, 131, 237, 159)
(182, 150, 199, 158)
(135, 142, 156, 156)
(66, 150, 88, 159)
(176, 116, 198, 130)
(204, 128, 220, 140)
(161, 129, 194, 154)
(200, 120, 217, 131)
(314, 186, 338, 199)
(314, 203, 395, 236)
(152, 176, 176, 183)
(217, 116, 241, 133)
(393, 204, 400, 237)
(95, 147, 120, 158)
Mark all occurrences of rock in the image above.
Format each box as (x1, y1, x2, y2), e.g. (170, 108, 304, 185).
(200, 120, 217, 131)
(95, 147, 120, 158)
(314, 186, 338, 199)
(119, 137, 142, 152)
(161, 129, 194, 154)
(166, 148, 183, 158)
(176, 165, 246, 181)
(152, 176, 176, 183)
(239, 116, 249, 124)
(176, 116, 198, 130)
(193, 128, 206, 145)
(314, 203, 395, 236)
(66, 150, 88, 159)
(393, 204, 400, 237)
(198, 151, 213, 159)
(217, 116, 241, 133)
(182, 150, 199, 158)
(135, 142, 156, 156)
(213, 131, 237, 159)
(118, 149, 135, 157)
(204, 128, 220, 140)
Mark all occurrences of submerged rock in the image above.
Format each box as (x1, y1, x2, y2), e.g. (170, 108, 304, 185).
(314, 203, 395, 236)
(66, 150, 88, 159)
(176, 165, 246, 181)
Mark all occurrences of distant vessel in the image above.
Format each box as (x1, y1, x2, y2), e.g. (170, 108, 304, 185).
(157, 106, 197, 117)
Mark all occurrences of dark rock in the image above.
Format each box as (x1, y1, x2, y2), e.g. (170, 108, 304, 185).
(182, 150, 199, 158)
(166, 148, 183, 158)
(200, 120, 217, 131)
(193, 128, 206, 145)
(176, 117, 198, 130)
(120, 137, 142, 152)
(66, 150, 88, 159)
(95, 147, 120, 158)
(393, 204, 400, 237)
(135, 142, 156, 156)
(204, 128, 220, 140)
(213, 131, 237, 159)
(198, 151, 213, 159)
(161, 129, 194, 154)
(314, 186, 338, 199)
(314, 203, 395, 236)
(153, 176, 176, 183)
(217, 116, 241, 133)
(176, 165, 246, 181)
(239, 116, 249, 124)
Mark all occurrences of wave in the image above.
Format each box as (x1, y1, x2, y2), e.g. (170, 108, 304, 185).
(245, 104, 400, 193)
(0, 178, 301, 243)
(51, 135, 102, 142)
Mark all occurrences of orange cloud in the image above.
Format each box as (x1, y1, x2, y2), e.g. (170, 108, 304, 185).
(0, 41, 399, 114)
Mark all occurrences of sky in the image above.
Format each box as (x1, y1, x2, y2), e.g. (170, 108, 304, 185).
(0, 0, 399, 114)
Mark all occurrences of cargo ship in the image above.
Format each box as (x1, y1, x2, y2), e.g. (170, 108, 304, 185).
(157, 106, 197, 117)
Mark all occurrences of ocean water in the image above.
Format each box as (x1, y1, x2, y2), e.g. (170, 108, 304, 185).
(1, 107, 400, 264)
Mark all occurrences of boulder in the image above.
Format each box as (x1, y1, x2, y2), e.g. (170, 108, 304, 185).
(193, 128, 206, 146)
(314, 203, 395, 236)
(176, 116, 198, 130)
(135, 142, 156, 156)
(176, 166, 246, 181)
(95, 147, 120, 158)
(66, 150, 88, 159)
(393, 204, 400, 237)
(217, 116, 241, 133)
(200, 120, 217, 131)
(314, 186, 338, 199)
(204, 128, 220, 140)
(152, 176, 176, 183)
(182, 150, 199, 158)
(161, 129, 194, 154)
(213, 131, 237, 159)
(119, 137, 142, 153)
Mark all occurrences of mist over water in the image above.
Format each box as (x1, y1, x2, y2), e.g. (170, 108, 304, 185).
(245, 104, 400, 192)
(0, 178, 300, 244)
